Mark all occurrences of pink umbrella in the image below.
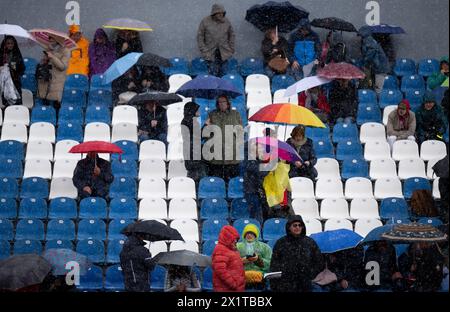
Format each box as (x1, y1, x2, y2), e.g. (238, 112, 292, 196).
(317, 62, 366, 80)
(29, 28, 77, 50)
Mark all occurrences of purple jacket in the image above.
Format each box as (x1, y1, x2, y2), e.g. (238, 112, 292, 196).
(88, 29, 116, 77)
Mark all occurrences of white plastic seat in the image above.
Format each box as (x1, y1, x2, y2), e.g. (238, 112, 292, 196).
(382, 105, 397, 126)
(167, 160, 187, 179)
(25, 141, 53, 161)
(138, 178, 166, 200)
(392, 140, 420, 161)
(146, 241, 168, 256)
(426, 158, 442, 179)
(0, 123, 28, 143)
(28, 122, 55, 143)
(246, 90, 272, 109)
(248, 122, 275, 139)
(138, 159, 166, 180)
(170, 219, 199, 242)
(170, 240, 199, 252)
(52, 159, 78, 178)
(303, 218, 323, 236)
(420, 140, 447, 161)
(49, 177, 77, 199)
(138, 198, 168, 220)
(83, 122, 110, 142)
(291, 198, 320, 219)
(245, 74, 271, 94)
(168, 198, 198, 220)
(315, 178, 344, 199)
(360, 122, 386, 144)
(398, 159, 427, 179)
(354, 219, 383, 237)
(111, 122, 138, 143)
(272, 89, 290, 103)
(290, 177, 315, 199)
(364, 141, 391, 161)
(168, 74, 192, 93)
(350, 198, 380, 219)
(320, 198, 350, 219)
(53, 140, 81, 161)
(139, 140, 166, 161)
(324, 219, 353, 231)
(315, 158, 341, 180)
(167, 177, 196, 199)
(433, 178, 441, 199)
(345, 177, 374, 199)
(167, 141, 184, 161)
(21, 89, 34, 109)
(166, 102, 185, 125)
(0, 107, 2, 125)
(3, 105, 30, 126)
(374, 178, 403, 199)
(23, 159, 52, 179)
(167, 124, 182, 143)
(369, 158, 397, 180)
(112, 105, 138, 126)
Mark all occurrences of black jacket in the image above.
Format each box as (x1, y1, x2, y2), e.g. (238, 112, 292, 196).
(261, 36, 289, 65)
(140, 66, 169, 93)
(286, 137, 318, 180)
(1, 36, 25, 94)
(120, 235, 155, 292)
(72, 155, 114, 196)
(269, 215, 325, 292)
(115, 36, 143, 58)
(363, 243, 399, 290)
(138, 105, 168, 139)
(328, 81, 358, 122)
(111, 67, 140, 102)
(325, 246, 364, 291)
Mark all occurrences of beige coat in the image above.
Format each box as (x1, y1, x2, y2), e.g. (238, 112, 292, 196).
(387, 109, 416, 139)
(38, 45, 70, 102)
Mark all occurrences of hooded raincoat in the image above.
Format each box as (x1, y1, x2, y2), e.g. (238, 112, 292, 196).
(88, 28, 116, 77)
(236, 224, 272, 274)
(66, 25, 90, 76)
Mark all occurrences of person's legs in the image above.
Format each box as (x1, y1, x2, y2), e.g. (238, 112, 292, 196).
(219, 59, 228, 77)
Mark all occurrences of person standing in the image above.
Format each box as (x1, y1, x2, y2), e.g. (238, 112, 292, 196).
(386, 100, 416, 149)
(261, 27, 289, 78)
(197, 4, 235, 77)
(0, 35, 25, 105)
(88, 28, 116, 77)
(66, 25, 90, 76)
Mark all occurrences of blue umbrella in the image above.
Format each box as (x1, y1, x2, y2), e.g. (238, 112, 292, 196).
(361, 225, 395, 244)
(176, 75, 242, 99)
(102, 52, 143, 85)
(42, 249, 91, 275)
(310, 229, 363, 253)
(368, 24, 405, 34)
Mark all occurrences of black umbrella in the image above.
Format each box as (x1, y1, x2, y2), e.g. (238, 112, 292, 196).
(121, 220, 185, 242)
(0, 254, 52, 291)
(136, 52, 172, 68)
(152, 250, 212, 268)
(311, 17, 357, 32)
(245, 1, 309, 33)
(432, 155, 448, 178)
(128, 91, 183, 106)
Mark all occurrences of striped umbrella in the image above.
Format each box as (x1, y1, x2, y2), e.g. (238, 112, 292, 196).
(103, 18, 153, 32)
(29, 28, 77, 50)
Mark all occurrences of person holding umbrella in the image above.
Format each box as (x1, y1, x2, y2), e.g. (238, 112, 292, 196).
(286, 125, 318, 180)
(328, 78, 358, 125)
(112, 66, 140, 105)
(0, 35, 25, 105)
(140, 65, 169, 93)
(297, 86, 330, 123)
(66, 24, 90, 76)
(88, 28, 117, 77)
(138, 100, 168, 144)
(164, 265, 201, 292)
(115, 30, 143, 58)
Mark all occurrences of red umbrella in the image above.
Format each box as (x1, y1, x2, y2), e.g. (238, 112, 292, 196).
(69, 141, 123, 154)
(317, 62, 366, 80)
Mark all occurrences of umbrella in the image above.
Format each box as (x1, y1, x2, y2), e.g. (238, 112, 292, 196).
(0, 254, 52, 291)
(284, 75, 332, 97)
(245, 1, 309, 33)
(121, 220, 184, 242)
(310, 229, 364, 253)
(252, 136, 302, 162)
(317, 62, 366, 80)
(176, 75, 242, 99)
(29, 28, 77, 50)
(311, 17, 357, 32)
(136, 52, 171, 67)
(152, 250, 212, 268)
(128, 91, 183, 106)
(361, 225, 396, 244)
(442, 78, 449, 88)
(0, 24, 37, 41)
(102, 52, 142, 84)
(432, 155, 448, 178)
(103, 18, 153, 32)
(381, 223, 448, 243)
(249, 103, 326, 128)
(69, 141, 123, 154)
(42, 249, 91, 276)
(368, 24, 406, 34)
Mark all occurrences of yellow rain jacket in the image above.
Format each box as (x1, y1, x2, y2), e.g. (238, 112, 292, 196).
(263, 161, 291, 208)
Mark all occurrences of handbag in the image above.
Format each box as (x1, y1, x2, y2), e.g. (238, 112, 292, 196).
(312, 268, 338, 286)
(268, 56, 289, 74)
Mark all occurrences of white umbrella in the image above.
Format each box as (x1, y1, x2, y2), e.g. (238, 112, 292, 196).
(284, 76, 332, 98)
(0, 24, 35, 41)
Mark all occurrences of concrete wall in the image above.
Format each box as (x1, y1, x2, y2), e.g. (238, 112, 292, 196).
(1, 0, 448, 61)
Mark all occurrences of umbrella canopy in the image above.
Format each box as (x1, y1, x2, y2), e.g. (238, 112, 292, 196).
(368, 24, 406, 34)
(29, 28, 77, 50)
(361, 225, 396, 244)
(381, 223, 448, 243)
(128, 91, 183, 106)
(176, 75, 242, 99)
(310, 229, 364, 253)
(152, 250, 212, 268)
(42, 249, 91, 276)
(249, 103, 326, 128)
(245, 1, 309, 33)
(0, 254, 52, 291)
(0, 24, 36, 41)
(284, 75, 332, 97)
(310, 17, 357, 32)
(432, 155, 448, 178)
(69, 141, 123, 154)
(252, 136, 302, 162)
(317, 62, 366, 80)
(102, 52, 142, 84)
(442, 78, 449, 88)
(103, 18, 153, 32)
(136, 52, 171, 67)
(121, 220, 184, 242)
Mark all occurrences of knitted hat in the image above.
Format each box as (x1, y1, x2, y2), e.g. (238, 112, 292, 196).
(398, 99, 410, 110)
(242, 223, 260, 240)
(423, 91, 436, 104)
(69, 24, 81, 34)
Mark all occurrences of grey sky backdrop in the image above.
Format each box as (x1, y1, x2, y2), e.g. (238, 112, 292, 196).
(1, 0, 448, 61)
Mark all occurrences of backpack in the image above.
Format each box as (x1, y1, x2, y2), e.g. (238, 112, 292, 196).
(410, 189, 438, 217)
(294, 41, 316, 66)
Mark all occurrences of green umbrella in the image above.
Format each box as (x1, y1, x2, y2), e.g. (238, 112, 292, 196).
(442, 78, 449, 88)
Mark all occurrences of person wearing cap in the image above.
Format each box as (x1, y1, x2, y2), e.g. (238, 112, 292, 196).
(197, 4, 235, 77)
(66, 24, 90, 76)
(269, 215, 324, 292)
(236, 224, 272, 290)
(386, 99, 417, 149)
(286, 125, 317, 180)
(427, 56, 449, 90)
(415, 91, 448, 144)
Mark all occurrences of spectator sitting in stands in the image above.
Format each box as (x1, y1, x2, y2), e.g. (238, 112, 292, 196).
(427, 56, 449, 90)
(112, 66, 140, 105)
(138, 100, 168, 144)
(328, 79, 358, 125)
(415, 91, 448, 144)
(115, 30, 143, 58)
(298, 86, 330, 123)
(286, 125, 318, 180)
(140, 65, 169, 92)
(386, 99, 416, 149)
(164, 265, 201, 292)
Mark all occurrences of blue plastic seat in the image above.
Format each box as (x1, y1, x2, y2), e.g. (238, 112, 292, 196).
(202, 239, 218, 256)
(104, 265, 124, 291)
(109, 198, 137, 219)
(0, 198, 17, 219)
(380, 198, 410, 220)
(109, 177, 136, 199)
(393, 58, 416, 77)
(198, 177, 226, 199)
(0, 240, 11, 260)
(78, 265, 104, 291)
(382, 75, 399, 90)
(305, 126, 330, 141)
(106, 239, 126, 263)
(418, 217, 443, 227)
(46, 219, 76, 240)
(84, 104, 111, 125)
(401, 75, 425, 93)
(0, 140, 24, 160)
(56, 122, 83, 142)
(262, 218, 287, 241)
(336, 140, 363, 161)
(200, 198, 229, 220)
(110, 141, 138, 162)
(0, 178, 19, 199)
(62, 88, 87, 107)
(79, 197, 108, 219)
(30, 106, 56, 125)
(150, 265, 167, 291)
(404, 89, 424, 112)
(20, 177, 49, 199)
(90, 74, 112, 91)
(190, 57, 209, 76)
(58, 105, 83, 125)
(15, 219, 45, 240)
(240, 57, 264, 76)
(313, 139, 335, 158)
(358, 89, 377, 104)
(111, 160, 137, 179)
(403, 177, 431, 199)
(222, 74, 245, 93)
(202, 219, 229, 241)
(23, 57, 38, 74)
(0, 219, 14, 240)
(13, 239, 43, 255)
(379, 89, 403, 109)
(164, 57, 189, 75)
(77, 219, 106, 240)
(76, 239, 105, 263)
(223, 58, 239, 75)
(202, 267, 213, 291)
(108, 219, 134, 240)
(21, 73, 37, 93)
(233, 218, 261, 239)
(386, 218, 411, 225)
(88, 89, 113, 108)
(332, 122, 359, 143)
(266, 239, 278, 249)
(230, 198, 250, 220)
(228, 177, 244, 199)
(341, 158, 369, 179)
(271, 75, 296, 93)
(0, 158, 23, 179)
(418, 59, 440, 77)
(45, 239, 74, 250)
(48, 197, 78, 219)
(64, 74, 89, 92)
(18, 198, 47, 219)
(356, 104, 382, 125)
